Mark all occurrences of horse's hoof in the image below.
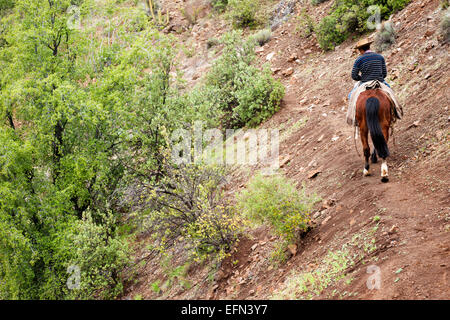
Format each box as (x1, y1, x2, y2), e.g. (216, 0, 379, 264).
(363, 169, 370, 177)
(381, 176, 389, 183)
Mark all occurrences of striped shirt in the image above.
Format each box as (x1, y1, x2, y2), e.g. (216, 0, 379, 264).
(351, 51, 387, 83)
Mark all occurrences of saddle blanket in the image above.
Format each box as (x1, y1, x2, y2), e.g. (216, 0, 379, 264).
(347, 80, 403, 127)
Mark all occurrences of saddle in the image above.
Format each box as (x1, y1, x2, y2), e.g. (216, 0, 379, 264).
(347, 80, 403, 127)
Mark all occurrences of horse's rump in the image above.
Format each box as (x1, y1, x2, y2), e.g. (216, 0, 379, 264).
(347, 80, 402, 127)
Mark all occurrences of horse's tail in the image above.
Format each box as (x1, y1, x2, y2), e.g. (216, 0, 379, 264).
(366, 97, 389, 159)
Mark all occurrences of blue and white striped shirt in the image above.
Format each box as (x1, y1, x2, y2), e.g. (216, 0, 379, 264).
(351, 51, 387, 83)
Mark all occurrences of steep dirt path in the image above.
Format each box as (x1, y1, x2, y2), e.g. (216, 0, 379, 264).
(347, 180, 449, 299)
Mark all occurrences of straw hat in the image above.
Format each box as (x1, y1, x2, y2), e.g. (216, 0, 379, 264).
(355, 38, 374, 49)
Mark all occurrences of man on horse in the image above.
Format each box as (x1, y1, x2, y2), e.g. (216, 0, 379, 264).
(347, 38, 403, 127)
(347, 38, 403, 182)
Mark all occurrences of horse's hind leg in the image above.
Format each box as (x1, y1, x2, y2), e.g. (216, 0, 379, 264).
(371, 150, 378, 163)
(381, 159, 389, 183)
(360, 126, 371, 176)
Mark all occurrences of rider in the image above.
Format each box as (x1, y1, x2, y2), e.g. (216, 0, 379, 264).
(348, 38, 390, 100)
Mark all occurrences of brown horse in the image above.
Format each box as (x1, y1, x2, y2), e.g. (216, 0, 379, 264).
(355, 89, 392, 183)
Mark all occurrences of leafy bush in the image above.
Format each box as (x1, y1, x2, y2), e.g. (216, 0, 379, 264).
(66, 211, 130, 300)
(315, 0, 411, 50)
(204, 31, 284, 128)
(210, 0, 228, 11)
(251, 29, 272, 46)
(237, 174, 320, 244)
(296, 9, 315, 38)
(139, 162, 243, 262)
(233, 67, 285, 127)
(388, 0, 411, 12)
(0, 0, 14, 14)
(316, 15, 348, 51)
(440, 9, 450, 43)
(374, 21, 396, 52)
(311, 0, 329, 5)
(227, 0, 258, 28)
(0, 2, 179, 299)
(206, 37, 220, 49)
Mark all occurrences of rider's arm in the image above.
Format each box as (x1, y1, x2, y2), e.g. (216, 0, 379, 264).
(351, 60, 361, 81)
(381, 56, 387, 79)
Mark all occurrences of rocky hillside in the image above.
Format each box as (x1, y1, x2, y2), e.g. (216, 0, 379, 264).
(124, 0, 449, 300)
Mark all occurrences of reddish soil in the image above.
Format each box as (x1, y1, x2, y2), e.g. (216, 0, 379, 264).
(124, 0, 449, 300)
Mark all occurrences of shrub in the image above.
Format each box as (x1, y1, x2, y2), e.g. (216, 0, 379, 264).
(296, 9, 315, 38)
(340, 9, 359, 34)
(440, 9, 450, 43)
(0, 0, 14, 14)
(206, 37, 220, 49)
(311, 0, 329, 5)
(210, 0, 228, 11)
(251, 29, 272, 46)
(237, 174, 320, 244)
(315, 0, 411, 51)
(388, 0, 411, 12)
(227, 0, 258, 28)
(233, 67, 285, 127)
(205, 31, 284, 128)
(67, 211, 130, 300)
(316, 15, 348, 51)
(374, 21, 396, 52)
(140, 163, 243, 262)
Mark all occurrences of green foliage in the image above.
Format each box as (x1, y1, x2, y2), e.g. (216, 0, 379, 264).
(0, 0, 181, 299)
(296, 9, 315, 38)
(270, 241, 290, 265)
(237, 174, 320, 244)
(316, 15, 347, 51)
(140, 163, 243, 262)
(440, 9, 450, 43)
(315, 0, 411, 50)
(204, 31, 284, 128)
(161, 261, 192, 290)
(151, 280, 161, 293)
(206, 37, 220, 49)
(227, 0, 258, 29)
(0, 0, 287, 299)
(211, 0, 228, 12)
(0, 0, 14, 14)
(66, 211, 130, 300)
(311, 0, 329, 5)
(387, 0, 411, 12)
(374, 21, 396, 52)
(250, 29, 272, 46)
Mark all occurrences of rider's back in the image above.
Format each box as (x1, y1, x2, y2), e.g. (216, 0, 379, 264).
(352, 52, 387, 83)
